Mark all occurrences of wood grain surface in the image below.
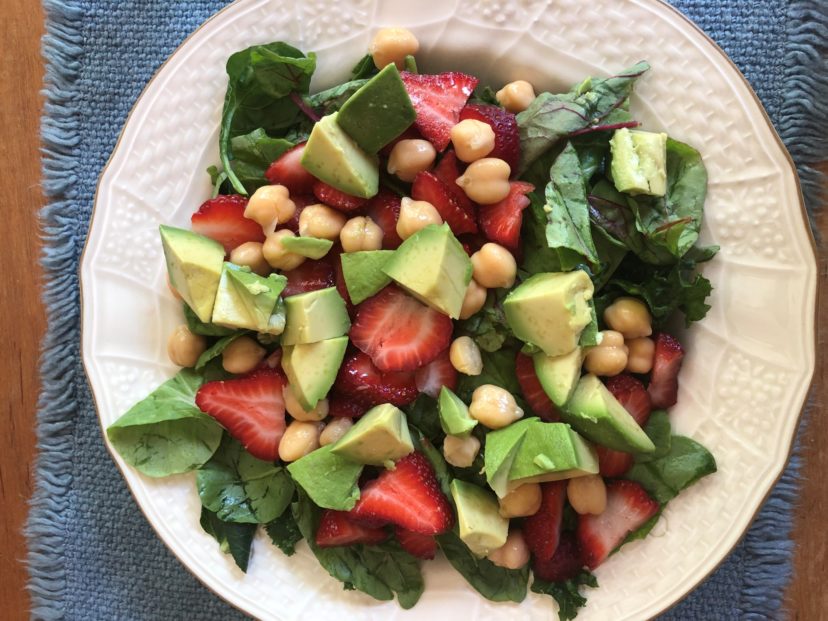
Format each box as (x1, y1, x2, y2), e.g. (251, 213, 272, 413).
(0, 3, 824, 619)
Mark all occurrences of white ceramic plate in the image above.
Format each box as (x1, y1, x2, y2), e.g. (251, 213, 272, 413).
(81, 0, 817, 619)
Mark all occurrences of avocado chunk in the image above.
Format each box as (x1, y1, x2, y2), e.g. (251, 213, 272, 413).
(438, 387, 478, 437)
(340, 250, 395, 304)
(278, 236, 333, 260)
(506, 421, 598, 486)
(330, 403, 414, 467)
(301, 112, 379, 199)
(211, 263, 287, 334)
(159, 225, 225, 323)
(563, 374, 655, 453)
(450, 480, 509, 557)
(382, 224, 472, 319)
(287, 445, 363, 511)
(281, 287, 351, 346)
(503, 271, 594, 357)
(610, 128, 668, 197)
(282, 336, 348, 410)
(483, 418, 535, 497)
(336, 64, 416, 153)
(532, 348, 584, 407)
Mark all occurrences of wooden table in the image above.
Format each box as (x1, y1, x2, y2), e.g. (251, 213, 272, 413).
(1, 3, 824, 618)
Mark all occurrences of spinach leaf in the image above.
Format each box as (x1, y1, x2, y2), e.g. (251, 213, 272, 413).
(471, 84, 500, 106)
(626, 435, 717, 504)
(437, 530, 529, 602)
(456, 288, 514, 352)
(572, 131, 613, 181)
(404, 396, 444, 446)
(265, 511, 302, 556)
(200, 507, 257, 572)
(195, 332, 247, 370)
(287, 445, 363, 511)
(184, 303, 237, 336)
(455, 347, 523, 403)
(227, 129, 293, 193)
(531, 570, 598, 621)
(106, 369, 223, 477)
(197, 435, 294, 523)
(349, 54, 378, 80)
(309, 79, 369, 114)
(521, 193, 566, 275)
(634, 410, 671, 462)
(578, 299, 600, 348)
(207, 165, 230, 197)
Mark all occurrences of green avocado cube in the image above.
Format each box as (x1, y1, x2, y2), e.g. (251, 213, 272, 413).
(340, 250, 395, 304)
(287, 445, 363, 511)
(382, 224, 472, 319)
(278, 236, 333, 260)
(483, 418, 535, 497)
(330, 403, 414, 467)
(282, 287, 351, 346)
(450, 480, 509, 557)
(336, 64, 417, 153)
(211, 263, 287, 334)
(282, 336, 348, 410)
(532, 347, 584, 407)
(610, 128, 668, 197)
(507, 421, 598, 485)
(438, 387, 478, 437)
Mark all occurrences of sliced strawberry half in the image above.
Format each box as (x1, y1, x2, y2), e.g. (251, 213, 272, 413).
(313, 180, 367, 213)
(195, 367, 286, 462)
(281, 193, 315, 234)
(190, 194, 263, 254)
(433, 150, 475, 214)
(264, 142, 316, 194)
(395, 526, 437, 560)
(414, 349, 458, 399)
(350, 452, 454, 535)
(458, 104, 520, 171)
(647, 333, 685, 409)
(477, 181, 534, 252)
(411, 171, 478, 235)
(350, 285, 453, 372)
(596, 375, 651, 477)
(400, 71, 479, 152)
(364, 190, 403, 249)
(522, 480, 567, 562)
(596, 447, 634, 478)
(316, 510, 388, 547)
(334, 350, 419, 408)
(515, 352, 559, 422)
(532, 532, 586, 583)
(281, 256, 335, 298)
(577, 480, 659, 569)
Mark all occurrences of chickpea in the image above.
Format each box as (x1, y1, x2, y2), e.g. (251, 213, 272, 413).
(498, 483, 542, 517)
(319, 417, 354, 447)
(370, 27, 419, 70)
(495, 80, 536, 114)
(603, 297, 653, 339)
(278, 421, 322, 462)
(456, 157, 511, 204)
(443, 434, 481, 468)
(245, 184, 296, 234)
(339, 216, 384, 252)
(583, 330, 629, 377)
(487, 529, 530, 570)
(469, 384, 524, 429)
(298, 203, 347, 241)
(167, 325, 207, 368)
(387, 139, 436, 182)
(450, 119, 495, 163)
(221, 335, 266, 374)
(263, 229, 306, 271)
(396, 197, 442, 240)
(459, 279, 488, 320)
(471, 243, 517, 289)
(229, 241, 270, 276)
(626, 336, 655, 374)
(449, 336, 483, 376)
(567, 475, 607, 515)
(283, 385, 328, 422)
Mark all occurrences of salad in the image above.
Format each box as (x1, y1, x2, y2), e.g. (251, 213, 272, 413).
(106, 27, 718, 619)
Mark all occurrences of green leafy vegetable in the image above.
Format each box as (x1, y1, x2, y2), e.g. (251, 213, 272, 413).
(286, 445, 363, 510)
(634, 410, 671, 462)
(195, 332, 247, 370)
(626, 435, 717, 503)
(226, 128, 293, 193)
(207, 165, 230, 197)
(620, 506, 664, 545)
(184, 303, 237, 336)
(349, 54, 378, 80)
(409, 426, 452, 497)
(265, 511, 302, 556)
(456, 289, 514, 352)
(199, 507, 257, 572)
(531, 570, 598, 621)
(521, 193, 566, 275)
(455, 347, 523, 404)
(578, 299, 600, 347)
(404, 396, 444, 445)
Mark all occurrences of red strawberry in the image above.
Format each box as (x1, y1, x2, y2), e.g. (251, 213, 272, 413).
(364, 190, 403, 250)
(190, 194, 263, 254)
(596, 375, 651, 477)
(532, 532, 586, 583)
(395, 526, 437, 560)
(414, 349, 458, 399)
(281, 256, 335, 298)
(334, 350, 419, 408)
(411, 171, 478, 235)
(400, 72, 479, 151)
(458, 104, 520, 171)
(577, 480, 659, 569)
(596, 447, 634, 478)
(350, 452, 453, 535)
(316, 510, 388, 547)
(380, 125, 422, 157)
(195, 367, 286, 462)
(647, 333, 685, 409)
(328, 391, 368, 419)
(522, 480, 567, 562)
(477, 181, 534, 252)
(515, 352, 559, 422)
(433, 150, 475, 214)
(264, 142, 316, 194)
(281, 194, 315, 234)
(350, 285, 453, 372)
(312, 180, 367, 213)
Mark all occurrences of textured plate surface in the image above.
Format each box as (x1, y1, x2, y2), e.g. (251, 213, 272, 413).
(81, 0, 817, 619)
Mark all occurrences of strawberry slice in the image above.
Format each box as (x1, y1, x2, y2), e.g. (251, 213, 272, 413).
(532, 532, 586, 583)
(596, 375, 652, 477)
(400, 71, 479, 151)
(350, 452, 454, 535)
(433, 150, 475, 214)
(190, 194, 263, 254)
(577, 480, 659, 569)
(264, 142, 316, 194)
(364, 190, 403, 250)
(379, 125, 422, 157)
(458, 104, 520, 171)
(195, 367, 286, 462)
(515, 352, 559, 422)
(477, 181, 534, 252)
(328, 391, 368, 418)
(522, 480, 567, 562)
(350, 285, 453, 372)
(316, 510, 388, 547)
(411, 171, 478, 235)
(281, 256, 335, 298)
(648, 333, 685, 409)
(334, 350, 419, 408)
(281, 193, 315, 234)
(595, 447, 634, 478)
(395, 526, 437, 560)
(312, 180, 367, 213)
(414, 349, 458, 399)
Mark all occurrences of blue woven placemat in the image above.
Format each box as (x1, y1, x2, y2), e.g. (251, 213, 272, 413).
(27, 1, 826, 619)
